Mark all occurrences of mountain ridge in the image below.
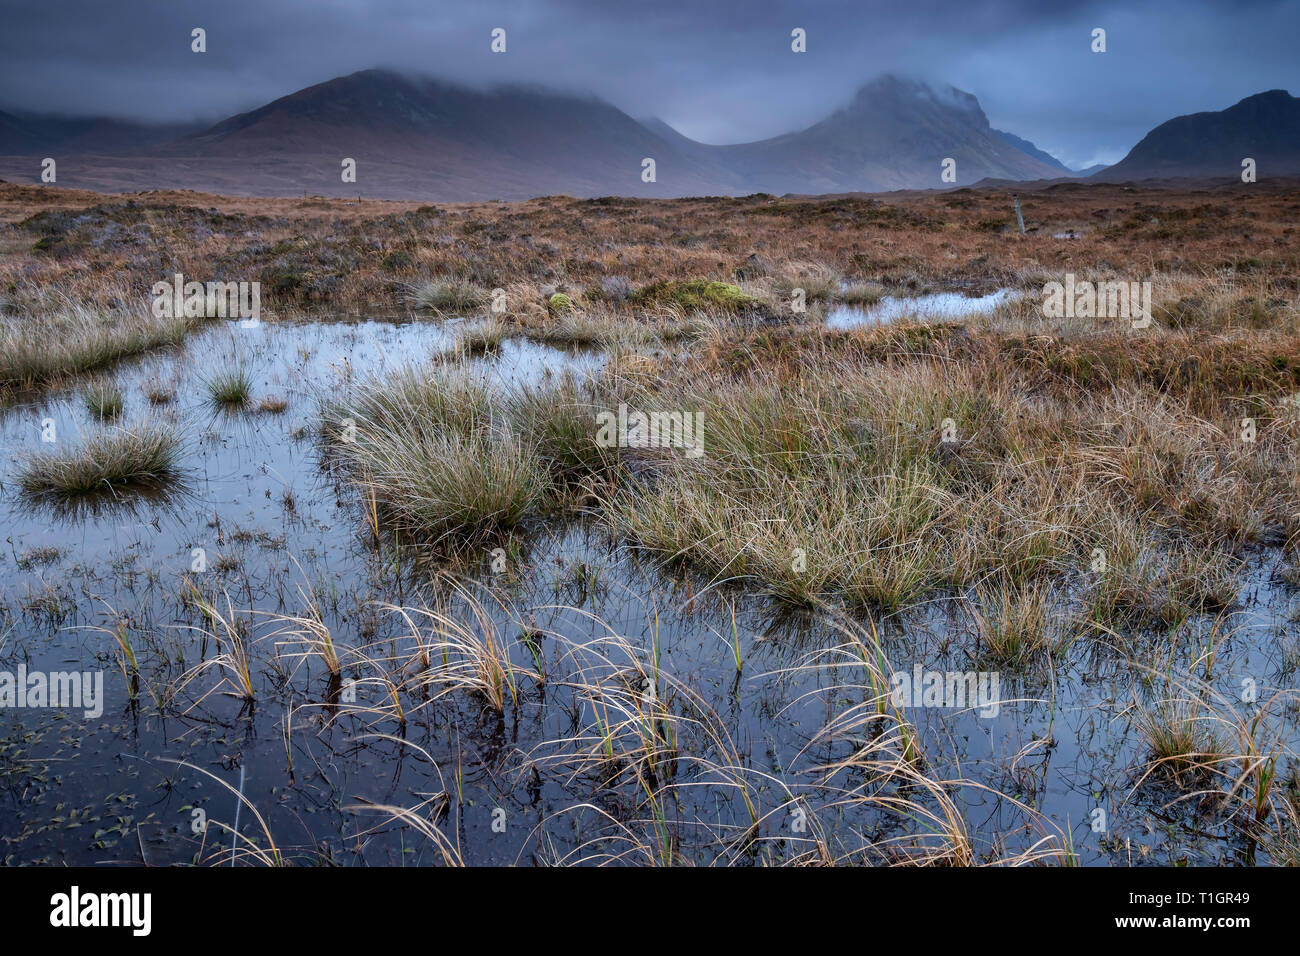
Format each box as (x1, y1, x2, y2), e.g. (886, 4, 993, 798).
(993, 128, 1073, 173)
(1095, 89, 1299, 180)
(0, 70, 1290, 199)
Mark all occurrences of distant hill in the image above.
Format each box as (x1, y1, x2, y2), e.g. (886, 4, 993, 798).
(0, 109, 204, 155)
(993, 128, 1072, 173)
(1094, 89, 1300, 180)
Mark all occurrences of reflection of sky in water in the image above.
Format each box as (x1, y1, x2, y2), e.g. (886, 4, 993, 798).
(827, 289, 1018, 329)
(0, 316, 1295, 866)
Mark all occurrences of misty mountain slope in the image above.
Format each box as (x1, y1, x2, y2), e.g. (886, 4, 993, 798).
(0, 71, 1071, 199)
(0, 110, 204, 155)
(715, 75, 1063, 192)
(1096, 89, 1300, 180)
(638, 116, 722, 164)
(7, 70, 1289, 200)
(993, 128, 1072, 173)
(161, 69, 747, 199)
(0, 111, 45, 154)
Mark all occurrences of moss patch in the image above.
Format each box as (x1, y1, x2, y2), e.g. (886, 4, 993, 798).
(631, 280, 754, 312)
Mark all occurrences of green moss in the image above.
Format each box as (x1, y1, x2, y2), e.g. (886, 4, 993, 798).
(631, 280, 754, 312)
(548, 292, 574, 315)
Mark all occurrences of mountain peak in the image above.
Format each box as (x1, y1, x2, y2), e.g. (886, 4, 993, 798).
(849, 74, 983, 118)
(715, 72, 1060, 192)
(1236, 89, 1293, 106)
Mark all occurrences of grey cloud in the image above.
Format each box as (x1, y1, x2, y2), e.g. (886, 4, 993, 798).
(0, 0, 1295, 169)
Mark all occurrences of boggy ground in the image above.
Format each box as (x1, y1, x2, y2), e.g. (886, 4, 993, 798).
(2, 179, 1300, 866)
(2, 176, 1296, 318)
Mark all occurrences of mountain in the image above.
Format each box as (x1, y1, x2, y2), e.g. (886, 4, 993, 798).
(0, 110, 204, 155)
(0, 70, 1083, 199)
(993, 129, 1072, 173)
(714, 75, 1064, 192)
(155, 70, 1061, 195)
(0, 110, 45, 154)
(1095, 89, 1300, 180)
(148, 69, 743, 199)
(638, 116, 720, 164)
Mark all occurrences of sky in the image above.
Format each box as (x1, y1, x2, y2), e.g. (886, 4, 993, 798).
(0, 0, 1296, 169)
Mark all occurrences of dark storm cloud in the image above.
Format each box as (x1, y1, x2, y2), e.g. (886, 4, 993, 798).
(1, 0, 1296, 168)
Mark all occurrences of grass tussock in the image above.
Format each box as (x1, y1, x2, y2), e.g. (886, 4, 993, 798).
(1, 292, 187, 393)
(451, 316, 509, 355)
(323, 364, 551, 542)
(969, 579, 1063, 668)
(324, 304, 1288, 629)
(407, 277, 487, 314)
(839, 280, 886, 306)
(82, 379, 124, 420)
(504, 374, 613, 481)
(354, 429, 546, 540)
(18, 423, 182, 500)
(592, 317, 1294, 621)
(204, 364, 253, 408)
(1136, 698, 1224, 778)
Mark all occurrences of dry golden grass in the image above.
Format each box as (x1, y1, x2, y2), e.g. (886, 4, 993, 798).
(4, 178, 1295, 324)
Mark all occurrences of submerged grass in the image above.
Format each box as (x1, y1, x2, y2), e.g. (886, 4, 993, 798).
(82, 379, 124, 420)
(969, 579, 1062, 668)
